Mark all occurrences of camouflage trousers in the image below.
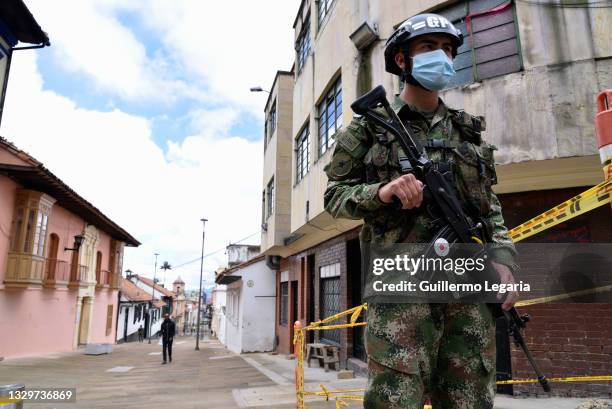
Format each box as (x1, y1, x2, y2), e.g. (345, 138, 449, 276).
(363, 303, 496, 409)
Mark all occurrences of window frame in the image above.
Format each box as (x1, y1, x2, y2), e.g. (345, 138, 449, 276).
(317, 0, 335, 31)
(434, 0, 523, 89)
(279, 281, 289, 326)
(295, 122, 310, 183)
(317, 76, 342, 157)
(266, 177, 275, 219)
(296, 14, 311, 74)
(268, 101, 277, 139)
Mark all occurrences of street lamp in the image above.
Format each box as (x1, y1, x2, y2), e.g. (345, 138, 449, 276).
(148, 253, 159, 344)
(249, 86, 270, 94)
(195, 218, 207, 351)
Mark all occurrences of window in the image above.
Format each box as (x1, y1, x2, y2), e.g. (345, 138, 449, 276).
(318, 77, 342, 156)
(296, 16, 311, 73)
(261, 190, 266, 224)
(317, 0, 335, 30)
(296, 124, 310, 182)
(9, 191, 54, 257)
(280, 281, 289, 325)
(266, 177, 275, 219)
(436, 0, 522, 88)
(133, 305, 138, 324)
(268, 102, 277, 139)
(320, 262, 341, 344)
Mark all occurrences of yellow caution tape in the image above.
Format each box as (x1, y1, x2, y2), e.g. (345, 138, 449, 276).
(510, 175, 612, 242)
(0, 398, 21, 404)
(293, 163, 612, 409)
(497, 375, 612, 384)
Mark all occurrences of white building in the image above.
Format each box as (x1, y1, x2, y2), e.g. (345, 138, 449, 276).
(215, 255, 276, 353)
(117, 278, 164, 342)
(211, 283, 227, 344)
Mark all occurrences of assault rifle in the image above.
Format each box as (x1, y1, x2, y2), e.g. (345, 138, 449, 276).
(351, 85, 551, 392)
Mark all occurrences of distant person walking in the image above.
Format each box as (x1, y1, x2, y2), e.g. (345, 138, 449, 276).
(137, 325, 144, 343)
(160, 314, 175, 364)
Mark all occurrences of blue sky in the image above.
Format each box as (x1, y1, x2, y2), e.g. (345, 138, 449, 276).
(1, 0, 299, 290)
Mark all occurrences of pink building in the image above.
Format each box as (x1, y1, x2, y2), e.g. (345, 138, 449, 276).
(0, 137, 140, 358)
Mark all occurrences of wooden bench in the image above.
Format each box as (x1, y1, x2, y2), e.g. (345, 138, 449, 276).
(305, 343, 340, 372)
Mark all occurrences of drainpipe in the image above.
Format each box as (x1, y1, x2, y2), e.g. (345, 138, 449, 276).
(0, 42, 49, 126)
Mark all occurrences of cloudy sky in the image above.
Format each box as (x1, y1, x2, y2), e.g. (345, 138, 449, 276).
(1, 0, 300, 290)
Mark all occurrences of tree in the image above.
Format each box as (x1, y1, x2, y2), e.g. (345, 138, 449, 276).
(160, 261, 172, 286)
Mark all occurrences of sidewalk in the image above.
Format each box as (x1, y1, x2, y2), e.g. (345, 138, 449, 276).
(0, 337, 609, 409)
(234, 350, 611, 409)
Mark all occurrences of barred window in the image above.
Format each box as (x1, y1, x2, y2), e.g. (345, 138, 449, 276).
(266, 177, 275, 219)
(318, 77, 342, 156)
(296, 124, 310, 183)
(296, 16, 311, 73)
(280, 281, 289, 325)
(436, 0, 522, 88)
(317, 0, 335, 30)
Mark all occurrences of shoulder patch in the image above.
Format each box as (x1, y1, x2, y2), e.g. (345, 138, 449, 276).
(329, 151, 353, 177)
(337, 119, 370, 159)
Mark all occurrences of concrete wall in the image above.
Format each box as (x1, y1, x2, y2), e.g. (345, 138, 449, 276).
(280, 0, 611, 256)
(89, 289, 118, 343)
(261, 72, 295, 254)
(211, 285, 227, 344)
(225, 259, 276, 354)
(0, 288, 76, 358)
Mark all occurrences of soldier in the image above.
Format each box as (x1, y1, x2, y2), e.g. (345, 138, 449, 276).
(324, 13, 520, 409)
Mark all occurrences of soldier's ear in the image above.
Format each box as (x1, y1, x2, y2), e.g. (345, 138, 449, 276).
(394, 52, 405, 71)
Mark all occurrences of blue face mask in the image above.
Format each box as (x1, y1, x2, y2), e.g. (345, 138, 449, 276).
(411, 49, 456, 91)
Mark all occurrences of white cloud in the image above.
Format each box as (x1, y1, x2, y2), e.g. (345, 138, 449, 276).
(25, 0, 299, 112)
(1, 53, 263, 289)
(1, 0, 301, 289)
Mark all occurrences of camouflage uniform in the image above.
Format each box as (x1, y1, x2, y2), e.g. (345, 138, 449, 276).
(323, 96, 517, 408)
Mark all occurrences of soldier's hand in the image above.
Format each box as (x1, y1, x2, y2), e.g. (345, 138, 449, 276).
(377, 174, 424, 209)
(491, 261, 518, 311)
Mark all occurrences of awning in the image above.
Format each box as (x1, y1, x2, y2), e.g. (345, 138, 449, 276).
(217, 275, 242, 285)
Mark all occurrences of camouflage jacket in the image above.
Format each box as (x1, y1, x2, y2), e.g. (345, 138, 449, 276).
(324, 95, 517, 298)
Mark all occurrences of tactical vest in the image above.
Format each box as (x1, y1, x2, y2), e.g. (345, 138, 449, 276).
(359, 107, 498, 232)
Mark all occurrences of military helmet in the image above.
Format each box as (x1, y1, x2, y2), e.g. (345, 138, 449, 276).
(384, 13, 464, 76)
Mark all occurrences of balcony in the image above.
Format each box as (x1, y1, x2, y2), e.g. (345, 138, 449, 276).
(42, 258, 70, 288)
(68, 265, 89, 289)
(4, 252, 45, 288)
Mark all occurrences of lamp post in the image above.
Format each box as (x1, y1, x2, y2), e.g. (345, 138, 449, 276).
(195, 218, 207, 351)
(148, 253, 159, 344)
(249, 86, 270, 94)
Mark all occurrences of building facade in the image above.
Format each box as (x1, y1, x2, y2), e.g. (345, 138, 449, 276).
(262, 0, 612, 396)
(0, 138, 140, 358)
(117, 278, 165, 342)
(216, 255, 277, 354)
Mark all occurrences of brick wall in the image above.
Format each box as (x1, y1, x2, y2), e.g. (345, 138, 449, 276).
(274, 228, 361, 365)
(511, 303, 612, 397)
(498, 188, 612, 397)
